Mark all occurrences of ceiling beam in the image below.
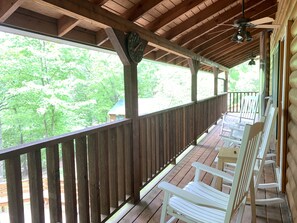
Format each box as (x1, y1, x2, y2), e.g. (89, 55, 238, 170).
(202, 30, 261, 58)
(122, 0, 163, 21)
(32, 0, 228, 71)
(88, 0, 109, 6)
(95, 29, 108, 46)
(190, 9, 277, 53)
(163, 0, 235, 40)
(0, 0, 25, 22)
(213, 41, 259, 62)
(58, 15, 80, 37)
(220, 49, 259, 67)
(145, 0, 205, 32)
(177, 0, 271, 47)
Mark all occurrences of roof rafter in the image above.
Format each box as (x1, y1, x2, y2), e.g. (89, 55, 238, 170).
(32, 0, 228, 71)
(88, 0, 109, 6)
(58, 15, 80, 37)
(190, 9, 277, 53)
(163, 0, 235, 40)
(0, 0, 25, 22)
(122, 0, 163, 21)
(177, 0, 270, 47)
(145, 0, 205, 32)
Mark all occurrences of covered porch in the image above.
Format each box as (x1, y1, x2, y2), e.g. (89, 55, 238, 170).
(1, 0, 297, 222)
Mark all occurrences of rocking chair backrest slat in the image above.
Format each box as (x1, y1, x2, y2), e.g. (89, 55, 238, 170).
(255, 106, 277, 192)
(239, 94, 259, 123)
(225, 122, 263, 221)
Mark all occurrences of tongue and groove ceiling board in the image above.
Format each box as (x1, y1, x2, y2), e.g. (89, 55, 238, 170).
(0, 0, 278, 71)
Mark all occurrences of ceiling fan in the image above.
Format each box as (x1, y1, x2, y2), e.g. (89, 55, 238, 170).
(220, 0, 280, 43)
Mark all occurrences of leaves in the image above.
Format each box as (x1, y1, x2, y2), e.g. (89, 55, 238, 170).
(0, 32, 217, 149)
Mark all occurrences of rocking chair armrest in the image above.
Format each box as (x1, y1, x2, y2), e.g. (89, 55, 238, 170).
(158, 181, 227, 211)
(221, 136, 241, 145)
(229, 125, 245, 132)
(192, 162, 234, 182)
(266, 153, 276, 158)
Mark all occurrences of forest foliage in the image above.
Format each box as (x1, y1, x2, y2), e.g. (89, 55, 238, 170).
(0, 32, 257, 150)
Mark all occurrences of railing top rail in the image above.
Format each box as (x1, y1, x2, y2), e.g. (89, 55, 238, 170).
(227, 91, 259, 93)
(0, 118, 132, 160)
(139, 94, 227, 119)
(139, 101, 195, 119)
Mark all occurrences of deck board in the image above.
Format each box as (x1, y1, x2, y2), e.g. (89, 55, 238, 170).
(117, 122, 291, 223)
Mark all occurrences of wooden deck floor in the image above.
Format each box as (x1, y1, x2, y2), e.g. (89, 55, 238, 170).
(114, 121, 292, 223)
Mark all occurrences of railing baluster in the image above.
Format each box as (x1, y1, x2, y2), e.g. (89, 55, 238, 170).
(6, 156, 24, 223)
(151, 117, 156, 176)
(124, 124, 132, 196)
(139, 119, 147, 183)
(155, 116, 160, 172)
(108, 128, 118, 208)
(146, 118, 152, 179)
(46, 145, 62, 223)
(76, 136, 90, 223)
(98, 130, 110, 216)
(28, 150, 45, 223)
(159, 114, 164, 168)
(62, 141, 77, 223)
(117, 126, 125, 203)
(88, 133, 101, 222)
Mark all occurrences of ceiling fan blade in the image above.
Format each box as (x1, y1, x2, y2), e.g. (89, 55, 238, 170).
(254, 24, 280, 29)
(250, 17, 275, 25)
(208, 30, 225, 35)
(217, 24, 234, 27)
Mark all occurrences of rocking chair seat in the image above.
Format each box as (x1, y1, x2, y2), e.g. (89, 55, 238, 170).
(169, 196, 226, 223)
(168, 182, 229, 223)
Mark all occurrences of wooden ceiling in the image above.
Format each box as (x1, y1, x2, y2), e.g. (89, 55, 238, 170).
(0, 0, 278, 71)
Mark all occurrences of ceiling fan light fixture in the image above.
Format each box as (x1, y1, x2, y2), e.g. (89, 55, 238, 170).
(248, 58, 256, 65)
(231, 32, 239, 42)
(246, 31, 253, 42)
(231, 31, 244, 43)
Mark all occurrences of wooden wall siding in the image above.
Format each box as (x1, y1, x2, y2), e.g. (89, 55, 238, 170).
(138, 94, 227, 187)
(287, 16, 297, 222)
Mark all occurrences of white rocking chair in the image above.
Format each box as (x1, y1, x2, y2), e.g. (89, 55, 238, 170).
(158, 122, 263, 223)
(220, 106, 284, 205)
(221, 94, 259, 138)
(221, 97, 272, 147)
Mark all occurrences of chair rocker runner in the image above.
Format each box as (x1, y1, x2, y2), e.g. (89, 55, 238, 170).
(220, 94, 259, 138)
(158, 122, 263, 223)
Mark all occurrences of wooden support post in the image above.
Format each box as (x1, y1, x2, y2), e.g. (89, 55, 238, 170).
(281, 20, 293, 193)
(259, 31, 271, 116)
(224, 71, 229, 93)
(213, 67, 219, 96)
(188, 59, 200, 145)
(106, 28, 147, 203)
(188, 59, 200, 102)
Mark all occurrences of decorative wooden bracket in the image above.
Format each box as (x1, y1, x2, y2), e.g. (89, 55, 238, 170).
(105, 28, 147, 65)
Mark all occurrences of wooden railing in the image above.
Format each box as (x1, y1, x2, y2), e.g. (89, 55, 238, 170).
(0, 120, 134, 223)
(138, 94, 227, 187)
(227, 91, 258, 112)
(0, 94, 227, 223)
